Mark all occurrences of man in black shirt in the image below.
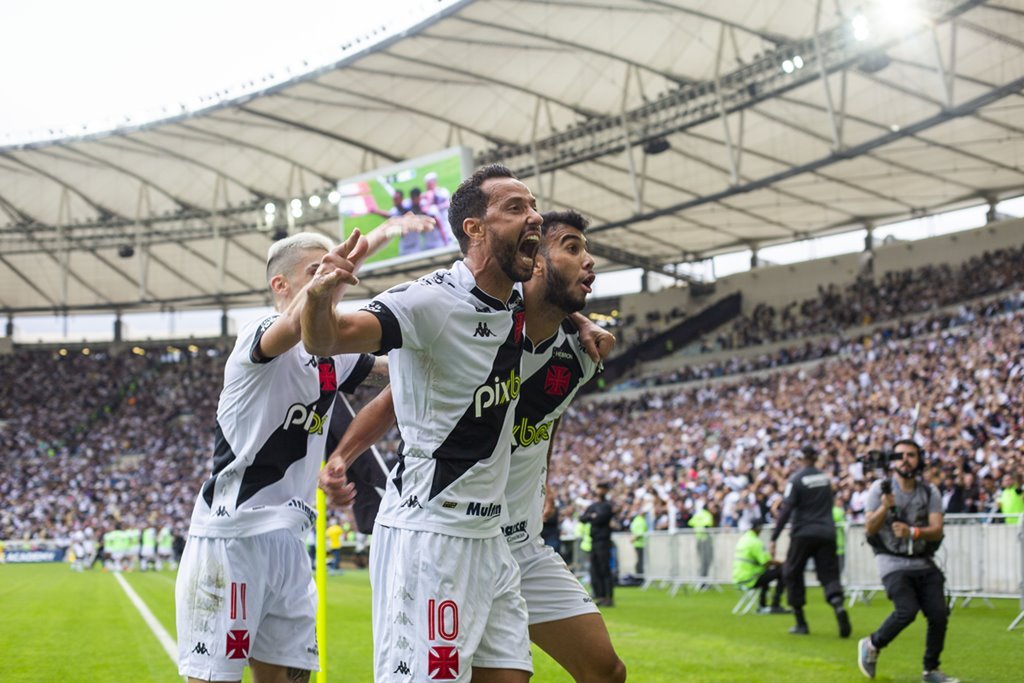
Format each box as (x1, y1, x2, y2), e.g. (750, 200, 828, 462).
(581, 482, 616, 607)
(770, 445, 850, 637)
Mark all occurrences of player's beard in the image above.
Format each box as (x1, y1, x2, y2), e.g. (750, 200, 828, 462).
(542, 261, 586, 314)
(494, 234, 534, 283)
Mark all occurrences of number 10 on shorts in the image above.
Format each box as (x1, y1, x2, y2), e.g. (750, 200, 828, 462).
(427, 599, 459, 641)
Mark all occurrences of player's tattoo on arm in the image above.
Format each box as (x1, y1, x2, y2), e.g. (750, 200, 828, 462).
(363, 356, 390, 387)
(287, 667, 311, 682)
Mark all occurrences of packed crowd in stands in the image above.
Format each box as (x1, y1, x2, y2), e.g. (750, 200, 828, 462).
(1, 251, 1022, 549)
(718, 245, 1024, 350)
(613, 244, 1024, 388)
(549, 301, 1023, 536)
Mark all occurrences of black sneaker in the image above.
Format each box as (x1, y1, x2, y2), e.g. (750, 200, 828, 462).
(769, 605, 792, 614)
(858, 637, 878, 679)
(922, 670, 959, 683)
(789, 623, 809, 635)
(835, 606, 852, 638)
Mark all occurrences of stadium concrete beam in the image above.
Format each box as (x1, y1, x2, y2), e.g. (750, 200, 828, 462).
(850, 72, 1024, 181)
(447, 14, 698, 87)
(476, 0, 986, 175)
(99, 135, 284, 205)
(237, 105, 403, 163)
(173, 239, 252, 292)
(0, 254, 56, 308)
(589, 74, 1024, 235)
(88, 248, 157, 300)
(637, 0, 791, 46)
(47, 146, 204, 213)
(377, 51, 600, 121)
(0, 151, 129, 222)
(172, 119, 339, 185)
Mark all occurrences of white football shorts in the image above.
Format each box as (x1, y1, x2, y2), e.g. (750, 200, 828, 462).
(175, 529, 319, 680)
(370, 524, 532, 681)
(513, 540, 599, 625)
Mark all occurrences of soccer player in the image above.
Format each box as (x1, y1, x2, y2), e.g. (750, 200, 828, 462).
(175, 217, 425, 683)
(316, 209, 624, 682)
(303, 164, 543, 682)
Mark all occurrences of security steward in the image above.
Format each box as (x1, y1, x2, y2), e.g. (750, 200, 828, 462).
(770, 445, 850, 637)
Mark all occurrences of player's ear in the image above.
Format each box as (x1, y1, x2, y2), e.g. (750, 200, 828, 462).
(532, 253, 546, 278)
(269, 273, 288, 297)
(463, 216, 485, 243)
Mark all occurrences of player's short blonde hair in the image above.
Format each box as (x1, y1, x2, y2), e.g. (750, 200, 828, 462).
(265, 232, 333, 283)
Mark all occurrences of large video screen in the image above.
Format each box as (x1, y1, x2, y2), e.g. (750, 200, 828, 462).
(337, 146, 472, 266)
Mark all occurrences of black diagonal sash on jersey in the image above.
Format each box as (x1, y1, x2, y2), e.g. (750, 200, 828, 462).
(326, 393, 390, 534)
(428, 306, 526, 500)
(234, 357, 338, 506)
(512, 336, 586, 452)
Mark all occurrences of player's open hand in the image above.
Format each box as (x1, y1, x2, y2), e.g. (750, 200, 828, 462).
(308, 230, 368, 300)
(398, 212, 437, 234)
(319, 457, 357, 507)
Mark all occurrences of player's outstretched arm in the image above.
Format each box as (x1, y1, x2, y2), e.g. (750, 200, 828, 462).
(320, 386, 398, 506)
(365, 214, 435, 254)
(301, 230, 383, 356)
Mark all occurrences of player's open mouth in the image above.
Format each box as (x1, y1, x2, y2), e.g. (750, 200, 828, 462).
(581, 273, 595, 293)
(518, 233, 540, 264)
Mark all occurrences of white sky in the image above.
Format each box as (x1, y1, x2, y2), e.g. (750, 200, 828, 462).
(0, 0, 440, 145)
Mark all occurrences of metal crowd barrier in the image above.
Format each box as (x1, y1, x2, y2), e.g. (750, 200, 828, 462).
(612, 515, 1024, 630)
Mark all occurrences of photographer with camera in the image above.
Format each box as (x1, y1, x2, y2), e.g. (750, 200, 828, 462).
(857, 439, 958, 683)
(769, 445, 850, 638)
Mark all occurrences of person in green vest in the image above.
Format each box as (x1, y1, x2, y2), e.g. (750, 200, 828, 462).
(733, 518, 788, 614)
(999, 473, 1024, 525)
(576, 518, 592, 578)
(140, 526, 157, 572)
(157, 524, 174, 571)
(630, 504, 648, 577)
(833, 504, 847, 574)
(688, 500, 717, 588)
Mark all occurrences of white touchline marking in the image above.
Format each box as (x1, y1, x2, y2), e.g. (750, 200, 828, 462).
(114, 572, 178, 665)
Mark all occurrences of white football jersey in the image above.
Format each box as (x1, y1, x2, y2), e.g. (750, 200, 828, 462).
(367, 261, 526, 538)
(504, 320, 597, 548)
(188, 314, 374, 538)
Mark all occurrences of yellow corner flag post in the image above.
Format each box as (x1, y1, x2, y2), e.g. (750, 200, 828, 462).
(316, 486, 328, 683)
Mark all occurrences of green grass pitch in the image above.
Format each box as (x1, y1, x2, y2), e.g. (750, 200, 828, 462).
(1, 563, 1019, 681)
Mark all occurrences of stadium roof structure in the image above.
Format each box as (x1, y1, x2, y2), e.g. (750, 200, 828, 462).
(1, 0, 1023, 315)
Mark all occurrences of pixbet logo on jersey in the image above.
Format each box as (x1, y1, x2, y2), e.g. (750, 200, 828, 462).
(472, 369, 521, 418)
(282, 402, 328, 435)
(513, 418, 551, 447)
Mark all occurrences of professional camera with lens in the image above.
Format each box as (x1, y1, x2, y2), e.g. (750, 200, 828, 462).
(859, 449, 896, 494)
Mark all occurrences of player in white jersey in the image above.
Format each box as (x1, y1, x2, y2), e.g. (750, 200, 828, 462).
(176, 217, 427, 683)
(318, 210, 624, 682)
(304, 164, 548, 683)
(506, 210, 626, 682)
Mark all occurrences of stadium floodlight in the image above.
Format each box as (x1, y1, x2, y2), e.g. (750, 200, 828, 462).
(309, 194, 322, 208)
(289, 198, 302, 211)
(793, 55, 804, 69)
(327, 190, 341, 205)
(264, 202, 276, 214)
(782, 59, 796, 74)
(290, 206, 303, 219)
(852, 13, 871, 41)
